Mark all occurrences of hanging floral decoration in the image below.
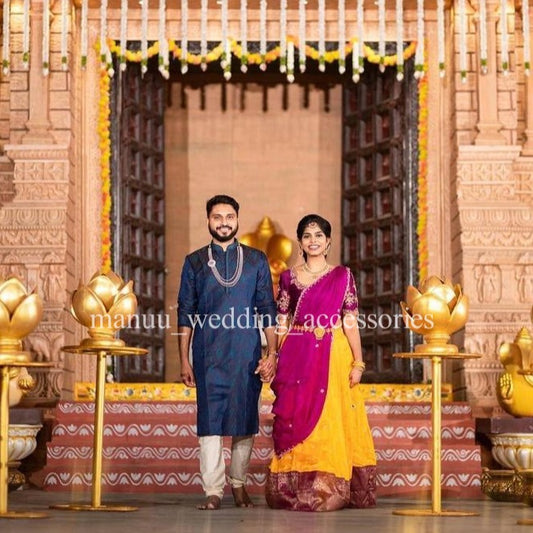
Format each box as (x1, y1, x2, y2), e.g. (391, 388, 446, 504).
(458, 0, 467, 82)
(479, 0, 488, 74)
(417, 67, 429, 282)
(436, 0, 445, 77)
(98, 66, 112, 271)
(2, 0, 10, 75)
(42, 0, 50, 76)
(522, 0, 530, 75)
(414, 0, 425, 78)
(107, 38, 417, 84)
(500, 0, 509, 75)
(61, 0, 69, 70)
(80, 0, 88, 68)
(22, 0, 30, 70)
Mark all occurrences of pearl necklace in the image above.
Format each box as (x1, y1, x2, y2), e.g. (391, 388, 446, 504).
(207, 243, 244, 288)
(303, 262, 329, 278)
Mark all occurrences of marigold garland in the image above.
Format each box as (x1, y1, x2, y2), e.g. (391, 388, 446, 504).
(416, 67, 429, 282)
(98, 67, 112, 271)
(107, 38, 416, 70)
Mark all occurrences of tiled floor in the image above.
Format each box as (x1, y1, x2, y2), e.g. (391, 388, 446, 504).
(1, 489, 532, 533)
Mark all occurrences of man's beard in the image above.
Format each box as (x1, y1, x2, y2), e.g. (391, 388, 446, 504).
(209, 223, 239, 243)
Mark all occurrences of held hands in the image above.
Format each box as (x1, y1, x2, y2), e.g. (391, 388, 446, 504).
(255, 352, 277, 383)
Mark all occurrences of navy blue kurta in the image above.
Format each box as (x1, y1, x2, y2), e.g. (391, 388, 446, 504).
(177, 241, 276, 437)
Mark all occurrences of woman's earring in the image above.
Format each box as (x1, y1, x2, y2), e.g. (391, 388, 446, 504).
(298, 247, 303, 257)
(324, 243, 331, 256)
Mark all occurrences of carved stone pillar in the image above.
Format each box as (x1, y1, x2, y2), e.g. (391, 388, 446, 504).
(474, 0, 508, 145)
(0, 145, 69, 402)
(457, 146, 533, 416)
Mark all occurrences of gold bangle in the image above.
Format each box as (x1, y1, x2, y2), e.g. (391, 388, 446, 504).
(351, 360, 366, 371)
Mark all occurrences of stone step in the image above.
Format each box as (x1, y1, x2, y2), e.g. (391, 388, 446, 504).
(42, 400, 482, 498)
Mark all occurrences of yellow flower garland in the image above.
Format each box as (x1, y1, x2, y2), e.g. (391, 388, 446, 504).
(417, 69, 429, 282)
(98, 66, 112, 272)
(108, 38, 416, 68)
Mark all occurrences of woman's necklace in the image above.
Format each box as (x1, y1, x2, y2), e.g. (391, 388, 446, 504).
(207, 243, 244, 288)
(303, 261, 329, 278)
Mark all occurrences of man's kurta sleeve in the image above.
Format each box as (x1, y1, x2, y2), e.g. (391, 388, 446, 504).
(255, 253, 277, 327)
(177, 256, 198, 328)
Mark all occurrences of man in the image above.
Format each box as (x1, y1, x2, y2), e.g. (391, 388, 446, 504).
(177, 194, 278, 510)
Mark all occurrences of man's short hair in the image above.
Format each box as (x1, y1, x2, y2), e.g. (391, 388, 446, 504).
(206, 195, 240, 217)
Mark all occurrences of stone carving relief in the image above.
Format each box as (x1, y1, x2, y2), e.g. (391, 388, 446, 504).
(516, 253, 533, 303)
(474, 263, 502, 303)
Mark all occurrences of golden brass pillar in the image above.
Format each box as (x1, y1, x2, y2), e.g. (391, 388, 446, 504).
(392, 276, 480, 517)
(0, 277, 48, 519)
(50, 271, 147, 512)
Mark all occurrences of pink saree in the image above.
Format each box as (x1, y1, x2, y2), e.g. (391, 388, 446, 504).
(266, 266, 377, 511)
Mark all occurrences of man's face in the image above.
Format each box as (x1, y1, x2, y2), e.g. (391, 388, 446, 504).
(208, 203, 239, 243)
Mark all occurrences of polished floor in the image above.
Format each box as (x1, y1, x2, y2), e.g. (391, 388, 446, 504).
(1, 489, 532, 532)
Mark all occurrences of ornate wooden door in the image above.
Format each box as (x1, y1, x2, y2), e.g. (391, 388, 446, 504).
(110, 62, 167, 382)
(342, 58, 421, 382)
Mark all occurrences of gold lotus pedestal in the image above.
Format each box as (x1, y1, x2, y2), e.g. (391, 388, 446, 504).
(0, 356, 51, 519)
(392, 351, 481, 517)
(393, 276, 481, 517)
(50, 344, 147, 512)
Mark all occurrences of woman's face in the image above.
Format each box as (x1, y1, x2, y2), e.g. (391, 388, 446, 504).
(299, 222, 331, 258)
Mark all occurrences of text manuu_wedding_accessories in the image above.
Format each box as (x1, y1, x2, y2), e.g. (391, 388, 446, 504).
(207, 242, 244, 287)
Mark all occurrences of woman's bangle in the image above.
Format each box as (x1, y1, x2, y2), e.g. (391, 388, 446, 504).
(351, 360, 366, 371)
(267, 351, 278, 357)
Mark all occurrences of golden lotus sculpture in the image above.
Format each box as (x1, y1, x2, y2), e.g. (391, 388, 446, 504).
(0, 277, 43, 364)
(400, 276, 469, 355)
(497, 327, 533, 417)
(240, 216, 293, 287)
(71, 270, 138, 348)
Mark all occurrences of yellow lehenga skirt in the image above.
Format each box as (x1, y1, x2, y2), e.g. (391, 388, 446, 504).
(266, 328, 377, 511)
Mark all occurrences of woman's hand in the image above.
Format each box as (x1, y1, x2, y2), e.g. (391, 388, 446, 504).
(349, 367, 363, 387)
(255, 353, 277, 383)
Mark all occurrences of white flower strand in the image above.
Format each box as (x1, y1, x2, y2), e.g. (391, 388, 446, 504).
(80, 0, 88, 68)
(378, 0, 386, 72)
(159, 0, 169, 79)
(354, 0, 365, 80)
(396, 0, 404, 81)
(259, 0, 267, 71)
(458, 0, 467, 82)
(414, 0, 425, 79)
(221, 0, 228, 69)
(100, 0, 109, 71)
(60, 0, 69, 71)
(42, 0, 50, 76)
(287, 39, 295, 82)
(318, 0, 326, 71)
(2, 0, 10, 75)
(141, 0, 148, 75)
(224, 37, 232, 80)
(298, 0, 306, 73)
(338, 0, 346, 74)
(119, 0, 128, 72)
(524, 0, 531, 75)
(500, 0, 509, 75)
(181, 0, 188, 74)
(479, 0, 488, 74)
(436, 0, 444, 77)
(22, 0, 30, 70)
(240, 0, 248, 72)
(280, 0, 287, 73)
(200, 0, 208, 71)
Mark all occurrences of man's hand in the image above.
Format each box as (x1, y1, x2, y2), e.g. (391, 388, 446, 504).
(255, 353, 277, 383)
(180, 360, 196, 387)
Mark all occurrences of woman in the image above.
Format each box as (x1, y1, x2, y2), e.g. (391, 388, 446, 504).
(262, 214, 376, 512)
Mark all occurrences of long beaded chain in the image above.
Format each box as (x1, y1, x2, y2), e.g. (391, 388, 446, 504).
(207, 243, 244, 288)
